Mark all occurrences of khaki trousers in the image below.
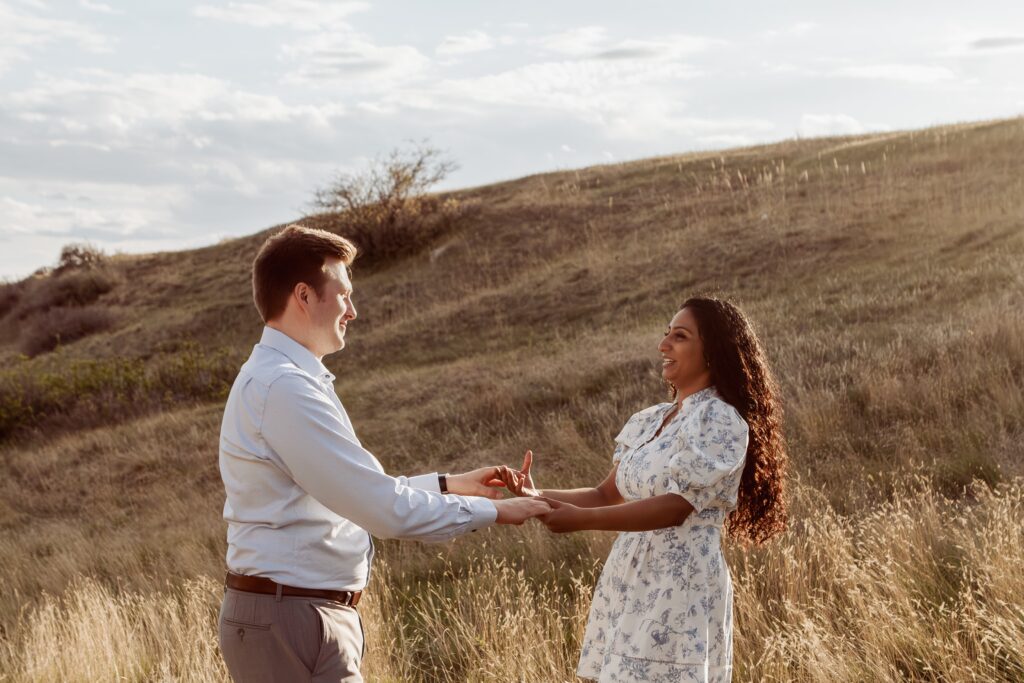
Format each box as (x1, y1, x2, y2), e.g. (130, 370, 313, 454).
(218, 587, 364, 683)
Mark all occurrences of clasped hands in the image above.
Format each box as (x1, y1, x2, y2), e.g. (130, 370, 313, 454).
(447, 450, 582, 532)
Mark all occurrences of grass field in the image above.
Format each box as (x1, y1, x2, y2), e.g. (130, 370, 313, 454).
(1, 116, 1023, 681)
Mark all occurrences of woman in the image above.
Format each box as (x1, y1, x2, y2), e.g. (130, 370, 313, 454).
(499, 296, 788, 682)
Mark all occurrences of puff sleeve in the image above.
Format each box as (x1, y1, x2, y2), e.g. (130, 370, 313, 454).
(664, 399, 749, 512)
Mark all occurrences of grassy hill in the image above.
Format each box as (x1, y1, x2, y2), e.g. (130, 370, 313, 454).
(1, 117, 1023, 681)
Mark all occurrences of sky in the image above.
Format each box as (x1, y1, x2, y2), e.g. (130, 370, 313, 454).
(2, 0, 1023, 279)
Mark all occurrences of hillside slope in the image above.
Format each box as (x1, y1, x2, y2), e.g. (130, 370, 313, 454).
(4, 118, 1022, 478)
(1, 117, 1023, 681)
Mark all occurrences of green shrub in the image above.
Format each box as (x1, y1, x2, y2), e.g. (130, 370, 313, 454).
(0, 344, 242, 441)
(19, 306, 117, 357)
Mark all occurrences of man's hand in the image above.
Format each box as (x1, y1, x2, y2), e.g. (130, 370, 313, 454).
(493, 497, 552, 525)
(537, 497, 589, 533)
(446, 467, 507, 500)
(495, 450, 540, 497)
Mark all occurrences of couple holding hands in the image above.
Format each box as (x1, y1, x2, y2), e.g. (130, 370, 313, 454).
(217, 225, 788, 683)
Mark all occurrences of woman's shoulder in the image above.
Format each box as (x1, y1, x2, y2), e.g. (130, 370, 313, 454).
(684, 388, 747, 431)
(615, 402, 672, 443)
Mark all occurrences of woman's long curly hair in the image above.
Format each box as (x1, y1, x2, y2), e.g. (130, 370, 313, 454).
(674, 296, 788, 545)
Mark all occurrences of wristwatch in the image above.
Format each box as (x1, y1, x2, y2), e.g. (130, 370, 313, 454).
(438, 473, 449, 493)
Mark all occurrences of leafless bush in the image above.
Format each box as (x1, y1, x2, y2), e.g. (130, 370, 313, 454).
(19, 306, 116, 357)
(10, 268, 117, 320)
(311, 144, 472, 267)
(55, 242, 107, 273)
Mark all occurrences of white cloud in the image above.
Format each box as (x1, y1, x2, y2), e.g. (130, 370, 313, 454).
(192, 0, 369, 31)
(762, 22, 817, 40)
(432, 59, 699, 115)
(538, 26, 608, 56)
(47, 139, 112, 151)
(79, 0, 117, 14)
(696, 133, 758, 148)
(0, 1, 112, 74)
(436, 30, 495, 56)
(835, 64, 956, 84)
(968, 36, 1024, 52)
(280, 31, 431, 85)
(193, 2, 432, 89)
(0, 181, 188, 239)
(422, 29, 721, 120)
(535, 26, 722, 62)
(198, 4, 433, 88)
(416, 58, 774, 144)
(798, 114, 869, 137)
(612, 109, 775, 144)
(594, 35, 723, 61)
(5, 70, 346, 144)
(941, 35, 1024, 57)
(760, 61, 819, 77)
(969, 36, 1024, 50)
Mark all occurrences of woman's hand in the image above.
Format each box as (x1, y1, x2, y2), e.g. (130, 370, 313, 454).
(496, 450, 540, 497)
(537, 498, 590, 533)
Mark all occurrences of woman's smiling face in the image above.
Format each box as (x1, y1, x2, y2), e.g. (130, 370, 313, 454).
(659, 307, 711, 394)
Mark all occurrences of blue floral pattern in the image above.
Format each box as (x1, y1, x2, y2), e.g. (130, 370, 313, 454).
(577, 387, 749, 683)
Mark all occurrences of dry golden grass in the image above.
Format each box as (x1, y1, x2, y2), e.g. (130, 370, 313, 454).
(1, 117, 1023, 681)
(2, 479, 1021, 682)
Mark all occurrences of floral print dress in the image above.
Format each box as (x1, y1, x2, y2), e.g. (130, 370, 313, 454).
(577, 386, 749, 683)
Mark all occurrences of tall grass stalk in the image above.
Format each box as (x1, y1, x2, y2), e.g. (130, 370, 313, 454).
(2, 479, 1021, 682)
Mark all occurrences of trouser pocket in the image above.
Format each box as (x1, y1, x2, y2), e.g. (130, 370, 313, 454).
(218, 590, 322, 682)
(310, 602, 364, 681)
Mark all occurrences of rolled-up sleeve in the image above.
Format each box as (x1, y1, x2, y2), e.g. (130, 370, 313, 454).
(403, 473, 442, 491)
(260, 372, 496, 542)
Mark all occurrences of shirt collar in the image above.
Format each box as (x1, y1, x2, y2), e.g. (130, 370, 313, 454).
(259, 326, 335, 383)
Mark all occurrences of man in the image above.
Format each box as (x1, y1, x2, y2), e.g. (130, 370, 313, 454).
(217, 224, 549, 682)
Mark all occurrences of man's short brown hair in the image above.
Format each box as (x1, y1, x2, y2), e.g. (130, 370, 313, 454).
(252, 224, 358, 323)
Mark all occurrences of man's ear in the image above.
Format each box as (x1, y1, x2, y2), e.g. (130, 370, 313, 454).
(293, 282, 311, 310)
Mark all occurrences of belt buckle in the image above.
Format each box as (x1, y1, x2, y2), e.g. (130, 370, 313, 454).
(340, 591, 353, 606)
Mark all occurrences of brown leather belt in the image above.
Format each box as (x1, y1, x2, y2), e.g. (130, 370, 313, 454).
(225, 572, 362, 607)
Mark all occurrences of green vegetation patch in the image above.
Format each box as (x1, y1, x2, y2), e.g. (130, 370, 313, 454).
(0, 344, 242, 441)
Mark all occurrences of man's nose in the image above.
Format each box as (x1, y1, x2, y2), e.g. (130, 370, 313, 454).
(346, 302, 357, 320)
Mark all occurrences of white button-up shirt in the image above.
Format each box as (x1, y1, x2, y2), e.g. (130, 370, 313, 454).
(219, 326, 497, 590)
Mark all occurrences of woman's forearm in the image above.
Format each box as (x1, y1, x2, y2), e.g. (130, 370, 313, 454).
(568, 494, 694, 532)
(537, 487, 612, 508)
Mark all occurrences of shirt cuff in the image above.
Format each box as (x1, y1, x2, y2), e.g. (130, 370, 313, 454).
(466, 496, 498, 530)
(407, 472, 440, 492)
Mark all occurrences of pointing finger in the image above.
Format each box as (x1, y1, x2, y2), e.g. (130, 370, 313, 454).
(522, 450, 533, 475)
